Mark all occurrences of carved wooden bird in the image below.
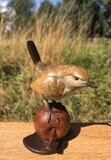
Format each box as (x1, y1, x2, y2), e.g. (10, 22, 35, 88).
(27, 40, 97, 122)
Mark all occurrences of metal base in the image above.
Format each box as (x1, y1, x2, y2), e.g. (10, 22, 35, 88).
(23, 132, 68, 155)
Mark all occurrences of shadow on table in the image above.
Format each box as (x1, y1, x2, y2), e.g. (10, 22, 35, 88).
(58, 122, 111, 154)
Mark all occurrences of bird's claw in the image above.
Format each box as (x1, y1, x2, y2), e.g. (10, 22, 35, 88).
(47, 109, 60, 123)
(43, 100, 60, 123)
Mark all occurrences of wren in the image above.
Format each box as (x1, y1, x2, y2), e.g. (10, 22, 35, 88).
(27, 40, 97, 123)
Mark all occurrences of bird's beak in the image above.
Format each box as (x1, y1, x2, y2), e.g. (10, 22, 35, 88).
(85, 82, 97, 88)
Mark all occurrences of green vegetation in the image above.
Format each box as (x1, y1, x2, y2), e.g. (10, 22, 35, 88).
(0, 0, 111, 122)
(63, 40, 111, 122)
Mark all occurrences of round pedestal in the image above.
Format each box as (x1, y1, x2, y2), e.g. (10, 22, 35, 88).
(23, 132, 69, 154)
(23, 101, 70, 154)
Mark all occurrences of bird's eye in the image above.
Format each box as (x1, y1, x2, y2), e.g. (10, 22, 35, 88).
(74, 76, 79, 80)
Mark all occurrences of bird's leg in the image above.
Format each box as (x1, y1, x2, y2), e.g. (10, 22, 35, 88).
(46, 128, 56, 150)
(43, 99, 60, 123)
(43, 99, 51, 123)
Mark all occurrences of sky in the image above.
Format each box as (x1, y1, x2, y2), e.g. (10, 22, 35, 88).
(0, 0, 61, 10)
(35, 0, 61, 9)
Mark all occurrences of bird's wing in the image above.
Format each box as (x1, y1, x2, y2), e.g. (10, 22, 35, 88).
(45, 65, 69, 78)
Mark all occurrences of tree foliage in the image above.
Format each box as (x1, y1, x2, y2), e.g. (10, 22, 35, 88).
(7, 0, 111, 37)
(37, 0, 54, 16)
(37, 0, 111, 38)
(8, 0, 35, 29)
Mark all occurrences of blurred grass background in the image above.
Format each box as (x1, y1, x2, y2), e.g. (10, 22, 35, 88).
(0, 0, 111, 122)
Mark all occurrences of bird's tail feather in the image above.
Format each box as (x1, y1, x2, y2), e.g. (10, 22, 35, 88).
(27, 40, 41, 65)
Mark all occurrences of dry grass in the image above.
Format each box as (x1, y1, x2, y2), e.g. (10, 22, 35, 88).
(0, 6, 111, 122)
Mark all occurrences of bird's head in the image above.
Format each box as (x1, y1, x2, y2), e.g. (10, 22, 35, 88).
(62, 65, 97, 89)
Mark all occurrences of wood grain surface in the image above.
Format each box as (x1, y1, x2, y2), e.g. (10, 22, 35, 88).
(0, 122, 111, 160)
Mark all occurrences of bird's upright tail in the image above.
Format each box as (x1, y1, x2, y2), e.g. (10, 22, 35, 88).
(27, 40, 41, 65)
